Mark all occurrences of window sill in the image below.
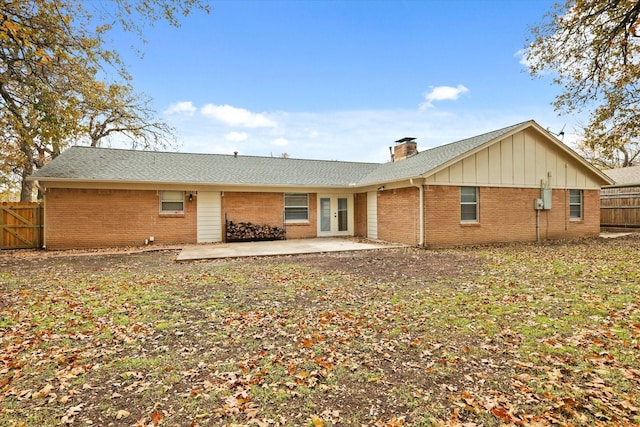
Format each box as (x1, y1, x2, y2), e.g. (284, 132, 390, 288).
(460, 221, 480, 227)
(159, 213, 185, 218)
(285, 221, 310, 226)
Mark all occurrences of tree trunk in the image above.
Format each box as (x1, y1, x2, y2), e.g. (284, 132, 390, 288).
(20, 164, 34, 202)
(17, 136, 36, 202)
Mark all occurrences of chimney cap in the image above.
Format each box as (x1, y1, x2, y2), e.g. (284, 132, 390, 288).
(395, 137, 416, 144)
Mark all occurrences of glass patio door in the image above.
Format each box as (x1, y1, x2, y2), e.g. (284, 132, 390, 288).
(318, 195, 352, 236)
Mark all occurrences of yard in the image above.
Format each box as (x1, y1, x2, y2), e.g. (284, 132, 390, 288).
(1, 236, 639, 426)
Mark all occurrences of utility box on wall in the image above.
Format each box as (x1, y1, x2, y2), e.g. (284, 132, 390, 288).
(534, 198, 544, 210)
(541, 188, 552, 210)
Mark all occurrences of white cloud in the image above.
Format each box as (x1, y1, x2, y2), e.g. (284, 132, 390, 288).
(515, 48, 530, 68)
(225, 131, 249, 142)
(271, 137, 289, 146)
(164, 102, 570, 164)
(164, 101, 197, 115)
(420, 85, 470, 109)
(200, 104, 277, 128)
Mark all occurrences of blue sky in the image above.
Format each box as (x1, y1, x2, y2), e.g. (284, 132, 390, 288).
(111, 0, 573, 163)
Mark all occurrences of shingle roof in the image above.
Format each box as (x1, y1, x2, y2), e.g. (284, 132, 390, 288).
(30, 148, 379, 187)
(31, 120, 576, 188)
(603, 165, 640, 186)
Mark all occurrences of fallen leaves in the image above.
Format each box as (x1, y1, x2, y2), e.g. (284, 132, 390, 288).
(115, 409, 130, 419)
(32, 383, 54, 399)
(60, 402, 84, 424)
(1, 237, 640, 425)
(310, 414, 324, 426)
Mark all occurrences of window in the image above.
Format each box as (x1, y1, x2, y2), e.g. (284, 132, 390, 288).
(284, 193, 309, 222)
(160, 191, 185, 214)
(460, 186, 478, 222)
(569, 189, 582, 220)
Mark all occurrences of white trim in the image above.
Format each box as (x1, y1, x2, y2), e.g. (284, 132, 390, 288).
(460, 186, 479, 223)
(284, 193, 310, 223)
(160, 190, 185, 214)
(569, 189, 583, 220)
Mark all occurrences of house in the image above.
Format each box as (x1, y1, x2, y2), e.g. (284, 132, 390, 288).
(601, 165, 640, 229)
(28, 120, 613, 249)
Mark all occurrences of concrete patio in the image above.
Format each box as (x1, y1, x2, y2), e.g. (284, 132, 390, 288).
(176, 238, 405, 261)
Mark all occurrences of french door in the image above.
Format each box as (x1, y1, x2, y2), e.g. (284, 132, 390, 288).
(317, 194, 353, 237)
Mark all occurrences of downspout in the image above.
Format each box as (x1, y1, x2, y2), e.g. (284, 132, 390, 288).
(410, 178, 424, 246)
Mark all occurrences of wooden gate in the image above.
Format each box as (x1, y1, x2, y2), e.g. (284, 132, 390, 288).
(1, 202, 44, 249)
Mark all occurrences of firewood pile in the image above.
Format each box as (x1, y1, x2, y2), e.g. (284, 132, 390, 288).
(225, 220, 286, 242)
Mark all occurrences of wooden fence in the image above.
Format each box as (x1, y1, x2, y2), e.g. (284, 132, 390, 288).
(1, 202, 44, 249)
(600, 186, 640, 228)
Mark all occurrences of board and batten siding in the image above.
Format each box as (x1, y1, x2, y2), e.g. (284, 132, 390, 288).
(425, 129, 601, 189)
(366, 191, 378, 239)
(197, 191, 222, 243)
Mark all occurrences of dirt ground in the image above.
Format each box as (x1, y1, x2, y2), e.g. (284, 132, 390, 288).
(0, 243, 486, 283)
(2, 232, 636, 280)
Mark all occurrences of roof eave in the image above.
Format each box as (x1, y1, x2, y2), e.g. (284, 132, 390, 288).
(603, 181, 640, 188)
(355, 174, 427, 188)
(31, 177, 362, 189)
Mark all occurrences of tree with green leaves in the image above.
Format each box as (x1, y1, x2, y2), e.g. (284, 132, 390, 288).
(525, 0, 640, 168)
(0, 0, 209, 201)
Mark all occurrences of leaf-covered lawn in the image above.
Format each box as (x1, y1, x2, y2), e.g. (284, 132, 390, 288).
(1, 236, 639, 426)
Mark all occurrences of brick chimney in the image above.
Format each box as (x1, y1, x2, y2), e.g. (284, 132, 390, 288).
(391, 137, 417, 162)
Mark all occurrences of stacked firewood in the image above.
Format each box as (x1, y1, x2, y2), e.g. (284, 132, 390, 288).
(225, 220, 286, 242)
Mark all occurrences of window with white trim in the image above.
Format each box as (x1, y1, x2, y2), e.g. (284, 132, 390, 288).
(160, 191, 185, 214)
(284, 193, 309, 222)
(460, 186, 478, 222)
(569, 189, 582, 220)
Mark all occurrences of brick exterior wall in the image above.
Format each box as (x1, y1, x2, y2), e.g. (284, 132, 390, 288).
(44, 188, 196, 249)
(354, 193, 367, 237)
(222, 192, 317, 239)
(43, 186, 601, 250)
(377, 187, 420, 245)
(423, 185, 601, 247)
(222, 192, 284, 225)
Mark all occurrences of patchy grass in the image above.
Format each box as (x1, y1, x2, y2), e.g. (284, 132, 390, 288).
(1, 236, 639, 426)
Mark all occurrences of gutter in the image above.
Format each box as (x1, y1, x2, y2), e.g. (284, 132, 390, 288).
(26, 177, 359, 191)
(409, 178, 424, 246)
